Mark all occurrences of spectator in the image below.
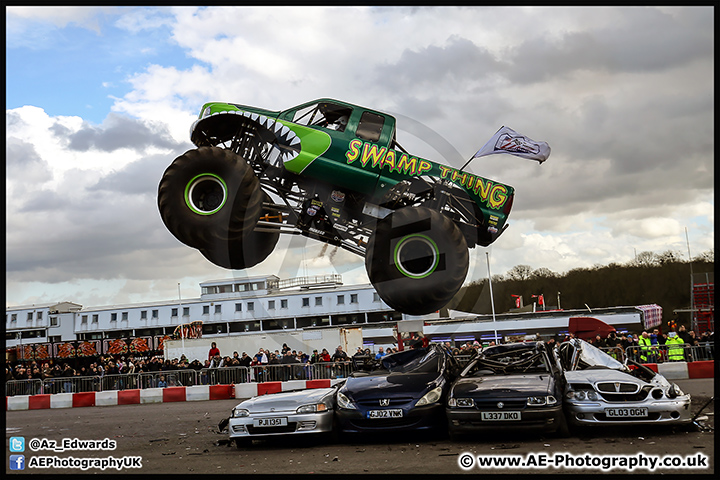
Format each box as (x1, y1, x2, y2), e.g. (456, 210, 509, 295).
(238, 352, 252, 368)
(281, 350, 300, 380)
(332, 346, 348, 362)
(157, 375, 167, 388)
(374, 347, 385, 360)
(208, 342, 220, 362)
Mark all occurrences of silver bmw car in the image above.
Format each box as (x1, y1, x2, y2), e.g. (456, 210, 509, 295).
(227, 383, 342, 447)
(559, 339, 692, 427)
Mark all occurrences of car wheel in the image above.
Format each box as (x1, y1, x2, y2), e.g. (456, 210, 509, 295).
(198, 192, 280, 269)
(555, 412, 571, 437)
(158, 146, 263, 249)
(365, 207, 469, 315)
(234, 438, 252, 449)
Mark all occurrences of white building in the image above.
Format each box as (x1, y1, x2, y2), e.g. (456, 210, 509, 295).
(5, 274, 402, 361)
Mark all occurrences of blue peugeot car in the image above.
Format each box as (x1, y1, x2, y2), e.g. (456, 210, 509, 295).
(335, 344, 460, 433)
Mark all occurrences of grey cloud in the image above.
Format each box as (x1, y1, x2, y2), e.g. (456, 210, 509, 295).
(507, 8, 713, 84)
(89, 152, 187, 196)
(374, 35, 505, 91)
(6, 137, 53, 183)
(56, 113, 183, 152)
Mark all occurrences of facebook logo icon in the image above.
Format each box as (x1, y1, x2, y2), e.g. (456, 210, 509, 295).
(10, 454, 25, 470)
(10, 436, 25, 452)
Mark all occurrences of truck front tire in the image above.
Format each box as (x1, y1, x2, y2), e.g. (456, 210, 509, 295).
(158, 147, 263, 249)
(365, 207, 469, 315)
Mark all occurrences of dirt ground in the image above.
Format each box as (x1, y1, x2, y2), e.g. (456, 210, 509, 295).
(6, 379, 714, 475)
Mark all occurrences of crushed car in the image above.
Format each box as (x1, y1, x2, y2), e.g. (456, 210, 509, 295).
(558, 338, 692, 427)
(446, 341, 569, 437)
(225, 382, 343, 447)
(335, 344, 460, 434)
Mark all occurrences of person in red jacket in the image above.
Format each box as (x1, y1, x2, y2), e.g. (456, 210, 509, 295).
(208, 342, 220, 361)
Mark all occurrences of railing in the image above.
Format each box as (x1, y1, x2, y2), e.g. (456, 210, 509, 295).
(6, 346, 713, 397)
(5, 361, 355, 397)
(605, 343, 714, 364)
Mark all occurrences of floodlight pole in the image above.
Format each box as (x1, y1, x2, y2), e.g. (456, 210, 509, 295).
(178, 283, 186, 357)
(486, 252, 498, 343)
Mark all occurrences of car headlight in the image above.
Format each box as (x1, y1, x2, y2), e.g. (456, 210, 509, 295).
(415, 386, 443, 407)
(337, 391, 357, 410)
(202, 106, 212, 118)
(232, 408, 250, 418)
(667, 384, 683, 399)
(527, 395, 558, 406)
(566, 390, 597, 402)
(297, 403, 328, 414)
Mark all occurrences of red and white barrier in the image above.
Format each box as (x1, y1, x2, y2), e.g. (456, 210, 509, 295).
(6, 378, 342, 411)
(6, 363, 710, 412)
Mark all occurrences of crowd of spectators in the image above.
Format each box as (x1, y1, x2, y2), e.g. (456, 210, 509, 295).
(6, 326, 713, 395)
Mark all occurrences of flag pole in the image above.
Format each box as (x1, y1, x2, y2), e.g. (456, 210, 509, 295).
(486, 252, 498, 343)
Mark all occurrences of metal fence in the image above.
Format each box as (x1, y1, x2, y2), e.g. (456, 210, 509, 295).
(603, 343, 714, 364)
(6, 347, 713, 398)
(5, 361, 356, 397)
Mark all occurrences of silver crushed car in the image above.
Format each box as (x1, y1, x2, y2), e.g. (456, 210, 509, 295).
(559, 338, 692, 427)
(226, 382, 343, 447)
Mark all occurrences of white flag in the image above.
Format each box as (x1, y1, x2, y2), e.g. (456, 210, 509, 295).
(473, 126, 550, 164)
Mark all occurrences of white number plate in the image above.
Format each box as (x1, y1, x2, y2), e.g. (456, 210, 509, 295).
(368, 409, 403, 418)
(605, 407, 648, 418)
(481, 411, 521, 421)
(253, 417, 288, 427)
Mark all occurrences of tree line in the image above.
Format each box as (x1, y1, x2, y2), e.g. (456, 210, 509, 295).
(451, 249, 714, 332)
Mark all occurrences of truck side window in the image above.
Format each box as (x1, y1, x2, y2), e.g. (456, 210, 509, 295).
(292, 102, 352, 132)
(356, 111, 384, 142)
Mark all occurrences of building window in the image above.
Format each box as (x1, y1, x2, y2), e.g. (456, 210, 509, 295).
(50, 316, 58, 326)
(140, 311, 147, 320)
(171, 308, 178, 317)
(11, 314, 17, 323)
(302, 298, 310, 307)
(247, 302, 254, 312)
(315, 297, 323, 306)
(281, 299, 288, 309)
(235, 303, 242, 312)
(81, 315, 88, 324)
(350, 294, 358, 304)
(111, 313, 117, 322)
(268, 300, 275, 310)
(203, 305, 210, 315)
(37, 311, 43, 320)
(337, 295, 345, 305)
(152, 310, 159, 319)
(28, 312, 33, 321)
(215, 304, 222, 314)
(92, 314, 98, 324)
(121, 312, 128, 321)
(183, 307, 190, 316)
(373, 293, 381, 302)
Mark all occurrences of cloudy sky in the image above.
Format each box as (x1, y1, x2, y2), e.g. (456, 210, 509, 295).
(6, 6, 714, 309)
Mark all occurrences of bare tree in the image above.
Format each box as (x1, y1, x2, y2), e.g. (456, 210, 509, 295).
(506, 264, 534, 281)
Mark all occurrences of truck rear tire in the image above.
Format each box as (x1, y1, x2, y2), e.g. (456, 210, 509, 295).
(199, 192, 281, 269)
(158, 147, 263, 249)
(365, 207, 469, 315)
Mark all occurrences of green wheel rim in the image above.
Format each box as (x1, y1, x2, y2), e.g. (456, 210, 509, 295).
(393, 234, 439, 279)
(184, 173, 228, 215)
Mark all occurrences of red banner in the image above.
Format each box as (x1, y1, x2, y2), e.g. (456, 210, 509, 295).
(129, 337, 151, 354)
(104, 338, 129, 355)
(76, 340, 100, 357)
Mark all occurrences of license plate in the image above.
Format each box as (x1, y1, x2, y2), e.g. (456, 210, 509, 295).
(605, 407, 648, 418)
(368, 409, 403, 418)
(481, 411, 521, 421)
(253, 417, 288, 427)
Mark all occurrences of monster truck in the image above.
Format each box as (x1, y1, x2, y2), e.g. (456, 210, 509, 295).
(158, 99, 515, 315)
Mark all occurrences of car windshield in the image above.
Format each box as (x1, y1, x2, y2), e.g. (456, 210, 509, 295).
(381, 347, 440, 374)
(462, 345, 550, 376)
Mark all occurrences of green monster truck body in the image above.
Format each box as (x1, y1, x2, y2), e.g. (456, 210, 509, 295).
(158, 98, 515, 315)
